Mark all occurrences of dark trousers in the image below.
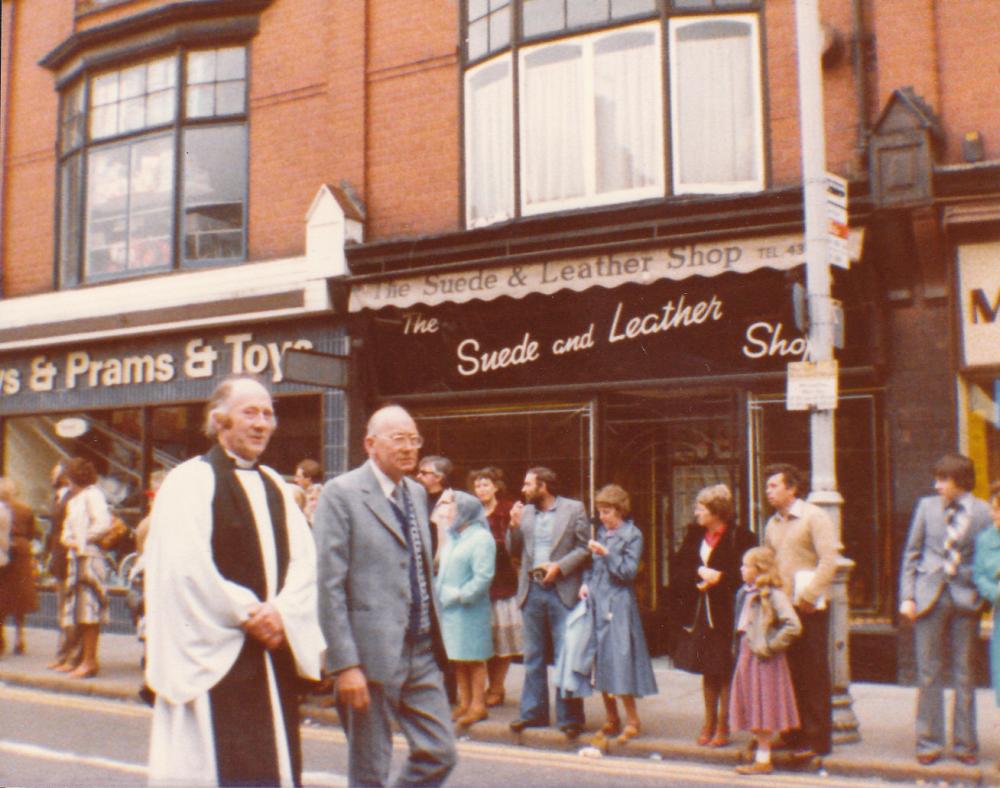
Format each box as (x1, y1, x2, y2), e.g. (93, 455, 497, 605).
(785, 607, 832, 755)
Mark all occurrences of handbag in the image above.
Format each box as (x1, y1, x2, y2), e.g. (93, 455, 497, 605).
(96, 515, 130, 552)
(669, 592, 712, 674)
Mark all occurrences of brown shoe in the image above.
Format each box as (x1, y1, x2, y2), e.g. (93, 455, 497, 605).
(735, 762, 773, 775)
(484, 689, 505, 707)
(955, 753, 978, 766)
(616, 724, 639, 744)
(456, 708, 488, 727)
(710, 731, 731, 748)
(916, 752, 941, 766)
(600, 718, 622, 736)
(696, 724, 713, 746)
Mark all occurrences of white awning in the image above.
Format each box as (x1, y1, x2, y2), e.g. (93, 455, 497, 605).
(349, 229, 864, 312)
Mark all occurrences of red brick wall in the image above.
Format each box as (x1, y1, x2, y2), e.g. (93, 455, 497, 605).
(934, 0, 1000, 162)
(365, 3, 461, 240)
(1, 1, 72, 296)
(2, 1, 996, 298)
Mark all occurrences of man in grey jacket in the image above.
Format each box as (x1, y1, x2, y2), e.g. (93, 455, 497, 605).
(899, 452, 991, 767)
(314, 405, 456, 786)
(507, 467, 590, 739)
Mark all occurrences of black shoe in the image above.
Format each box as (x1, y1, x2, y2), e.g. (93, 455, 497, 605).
(560, 723, 584, 740)
(509, 718, 545, 733)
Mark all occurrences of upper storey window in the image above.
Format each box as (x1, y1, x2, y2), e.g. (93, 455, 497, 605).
(57, 46, 248, 287)
(462, 0, 763, 228)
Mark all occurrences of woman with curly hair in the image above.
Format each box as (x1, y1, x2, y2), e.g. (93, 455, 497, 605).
(56, 458, 113, 678)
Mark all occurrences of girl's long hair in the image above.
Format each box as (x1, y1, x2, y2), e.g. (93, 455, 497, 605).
(742, 546, 780, 626)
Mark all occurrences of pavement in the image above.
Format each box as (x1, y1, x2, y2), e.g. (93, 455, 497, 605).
(2, 625, 999, 785)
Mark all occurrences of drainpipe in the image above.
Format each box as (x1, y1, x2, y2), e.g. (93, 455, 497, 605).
(850, 0, 870, 171)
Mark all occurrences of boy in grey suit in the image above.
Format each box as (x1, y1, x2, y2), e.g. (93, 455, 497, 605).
(899, 452, 991, 766)
(314, 405, 456, 786)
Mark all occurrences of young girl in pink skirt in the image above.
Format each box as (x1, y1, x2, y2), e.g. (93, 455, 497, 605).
(729, 546, 802, 775)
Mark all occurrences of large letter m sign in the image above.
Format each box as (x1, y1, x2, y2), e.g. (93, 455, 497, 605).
(971, 288, 1000, 324)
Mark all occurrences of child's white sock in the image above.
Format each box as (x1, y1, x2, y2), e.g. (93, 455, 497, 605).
(755, 739, 772, 764)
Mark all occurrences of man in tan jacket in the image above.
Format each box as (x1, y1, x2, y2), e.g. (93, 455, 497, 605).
(763, 463, 842, 758)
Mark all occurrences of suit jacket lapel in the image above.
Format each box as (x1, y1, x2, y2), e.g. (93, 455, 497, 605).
(549, 498, 570, 551)
(360, 465, 407, 547)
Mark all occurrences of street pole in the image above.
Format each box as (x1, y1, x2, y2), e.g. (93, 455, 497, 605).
(793, 0, 859, 743)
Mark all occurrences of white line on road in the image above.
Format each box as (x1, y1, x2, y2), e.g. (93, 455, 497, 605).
(0, 740, 146, 776)
(0, 740, 346, 787)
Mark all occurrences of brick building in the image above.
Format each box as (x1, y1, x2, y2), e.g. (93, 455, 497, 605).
(1, 0, 998, 681)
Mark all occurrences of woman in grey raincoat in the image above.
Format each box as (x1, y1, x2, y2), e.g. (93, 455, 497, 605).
(580, 484, 657, 744)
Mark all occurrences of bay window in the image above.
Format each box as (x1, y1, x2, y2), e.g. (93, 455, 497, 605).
(57, 46, 248, 287)
(462, 0, 763, 228)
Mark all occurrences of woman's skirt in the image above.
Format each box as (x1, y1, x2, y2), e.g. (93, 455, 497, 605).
(61, 553, 109, 627)
(729, 636, 800, 734)
(491, 595, 522, 657)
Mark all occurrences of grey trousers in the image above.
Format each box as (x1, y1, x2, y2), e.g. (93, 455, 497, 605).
(913, 591, 978, 757)
(338, 636, 456, 787)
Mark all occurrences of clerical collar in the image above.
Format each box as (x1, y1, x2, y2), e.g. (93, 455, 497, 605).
(222, 447, 258, 470)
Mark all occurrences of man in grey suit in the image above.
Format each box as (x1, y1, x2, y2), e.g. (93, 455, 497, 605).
(899, 452, 991, 767)
(314, 405, 456, 786)
(507, 467, 590, 739)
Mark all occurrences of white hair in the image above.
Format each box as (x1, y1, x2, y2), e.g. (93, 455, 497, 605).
(366, 405, 414, 438)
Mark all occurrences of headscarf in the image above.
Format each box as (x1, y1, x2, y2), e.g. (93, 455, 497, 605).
(449, 489, 488, 535)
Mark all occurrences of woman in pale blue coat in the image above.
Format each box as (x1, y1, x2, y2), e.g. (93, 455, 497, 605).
(435, 490, 496, 727)
(581, 484, 657, 744)
(973, 482, 1000, 773)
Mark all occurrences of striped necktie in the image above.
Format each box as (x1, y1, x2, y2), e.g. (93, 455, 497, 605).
(394, 482, 432, 637)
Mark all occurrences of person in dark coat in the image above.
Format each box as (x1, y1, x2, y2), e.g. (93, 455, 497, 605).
(667, 483, 755, 747)
(581, 484, 657, 744)
(469, 466, 521, 708)
(0, 477, 41, 657)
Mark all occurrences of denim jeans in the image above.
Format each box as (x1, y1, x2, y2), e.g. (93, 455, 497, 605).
(519, 582, 585, 727)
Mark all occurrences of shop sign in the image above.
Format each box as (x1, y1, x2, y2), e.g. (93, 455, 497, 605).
(0, 323, 341, 415)
(350, 230, 864, 312)
(367, 267, 872, 396)
(958, 241, 1000, 368)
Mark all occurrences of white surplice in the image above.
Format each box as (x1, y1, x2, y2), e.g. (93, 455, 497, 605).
(144, 457, 325, 786)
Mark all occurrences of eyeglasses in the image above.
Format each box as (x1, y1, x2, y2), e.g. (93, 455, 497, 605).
(380, 433, 424, 449)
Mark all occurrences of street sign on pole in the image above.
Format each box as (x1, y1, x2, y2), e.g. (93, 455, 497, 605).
(826, 172, 849, 268)
(786, 359, 839, 411)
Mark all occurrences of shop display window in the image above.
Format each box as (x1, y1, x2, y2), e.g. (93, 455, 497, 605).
(748, 392, 886, 615)
(1, 395, 321, 584)
(962, 375, 1000, 499)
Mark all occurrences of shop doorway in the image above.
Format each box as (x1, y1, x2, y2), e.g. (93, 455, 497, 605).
(601, 389, 740, 651)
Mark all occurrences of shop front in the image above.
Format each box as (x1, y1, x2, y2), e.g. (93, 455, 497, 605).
(957, 239, 1000, 496)
(0, 319, 348, 547)
(350, 231, 886, 650)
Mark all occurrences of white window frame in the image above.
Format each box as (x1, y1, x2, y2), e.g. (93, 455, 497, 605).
(518, 21, 664, 217)
(464, 54, 515, 228)
(668, 13, 764, 195)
